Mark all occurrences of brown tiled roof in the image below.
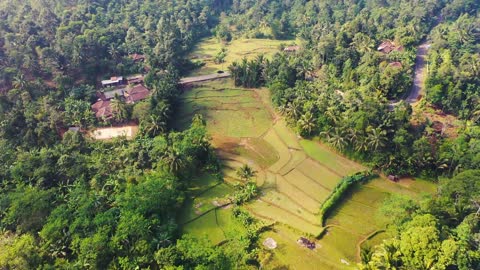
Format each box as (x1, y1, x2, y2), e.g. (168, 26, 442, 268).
(378, 40, 403, 54)
(127, 74, 144, 84)
(91, 100, 113, 119)
(129, 53, 145, 61)
(125, 84, 150, 103)
(388, 61, 403, 68)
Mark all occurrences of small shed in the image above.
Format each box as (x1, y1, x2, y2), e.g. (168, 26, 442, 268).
(297, 237, 315, 249)
(388, 61, 403, 69)
(129, 53, 146, 62)
(126, 74, 144, 84)
(387, 175, 400, 182)
(284, 45, 300, 52)
(102, 88, 126, 100)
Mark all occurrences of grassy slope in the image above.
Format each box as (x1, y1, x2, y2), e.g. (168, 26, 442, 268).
(188, 37, 293, 76)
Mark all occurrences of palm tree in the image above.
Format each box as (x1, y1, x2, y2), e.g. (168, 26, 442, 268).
(366, 127, 387, 151)
(299, 111, 316, 135)
(351, 33, 373, 54)
(108, 44, 120, 60)
(143, 114, 166, 137)
(110, 96, 128, 122)
(236, 164, 257, 182)
(284, 101, 302, 121)
(322, 128, 347, 151)
(13, 73, 27, 90)
(161, 148, 184, 173)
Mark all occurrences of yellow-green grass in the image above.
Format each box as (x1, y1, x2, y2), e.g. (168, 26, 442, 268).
(283, 169, 331, 203)
(246, 200, 323, 236)
(188, 37, 292, 76)
(186, 173, 222, 196)
(277, 150, 307, 175)
(260, 190, 319, 224)
(361, 231, 389, 250)
(276, 175, 320, 214)
(323, 177, 437, 263)
(182, 208, 245, 245)
(180, 183, 233, 223)
(300, 139, 366, 176)
(235, 137, 279, 169)
(273, 120, 302, 149)
(177, 80, 273, 138)
(258, 225, 352, 270)
(264, 128, 291, 173)
(296, 158, 342, 190)
(319, 226, 361, 264)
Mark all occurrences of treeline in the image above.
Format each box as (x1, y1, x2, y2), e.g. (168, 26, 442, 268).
(319, 172, 373, 225)
(0, 115, 236, 269)
(360, 170, 480, 269)
(0, 0, 221, 89)
(426, 13, 480, 120)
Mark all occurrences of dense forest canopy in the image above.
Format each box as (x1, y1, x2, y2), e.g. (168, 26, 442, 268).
(0, 0, 479, 269)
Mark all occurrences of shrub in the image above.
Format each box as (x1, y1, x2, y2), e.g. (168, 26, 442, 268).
(319, 171, 374, 225)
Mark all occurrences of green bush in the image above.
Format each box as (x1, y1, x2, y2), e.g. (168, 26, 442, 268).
(319, 172, 373, 225)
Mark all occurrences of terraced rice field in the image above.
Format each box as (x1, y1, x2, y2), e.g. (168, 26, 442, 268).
(177, 79, 436, 269)
(188, 37, 294, 76)
(179, 174, 245, 244)
(178, 80, 368, 236)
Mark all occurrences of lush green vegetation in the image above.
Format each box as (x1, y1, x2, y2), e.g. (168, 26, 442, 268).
(360, 170, 480, 270)
(0, 0, 479, 269)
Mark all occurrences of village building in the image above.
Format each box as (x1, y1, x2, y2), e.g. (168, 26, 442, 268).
(101, 76, 125, 87)
(126, 74, 144, 85)
(377, 40, 404, 54)
(284, 45, 300, 52)
(125, 84, 150, 104)
(129, 53, 146, 62)
(100, 88, 126, 100)
(388, 61, 403, 68)
(91, 100, 113, 120)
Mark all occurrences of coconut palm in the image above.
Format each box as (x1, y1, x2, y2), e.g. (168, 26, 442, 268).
(322, 128, 347, 151)
(299, 111, 316, 135)
(144, 114, 166, 137)
(284, 101, 302, 121)
(366, 127, 387, 151)
(110, 96, 128, 122)
(108, 44, 120, 60)
(236, 164, 257, 182)
(161, 148, 184, 173)
(13, 73, 28, 90)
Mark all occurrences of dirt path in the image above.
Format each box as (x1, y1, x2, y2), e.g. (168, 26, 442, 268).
(390, 14, 443, 108)
(406, 43, 430, 103)
(180, 72, 231, 85)
(389, 41, 430, 109)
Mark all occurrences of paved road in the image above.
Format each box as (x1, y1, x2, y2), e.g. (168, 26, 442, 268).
(390, 15, 442, 109)
(179, 72, 231, 84)
(389, 42, 431, 108)
(406, 42, 430, 104)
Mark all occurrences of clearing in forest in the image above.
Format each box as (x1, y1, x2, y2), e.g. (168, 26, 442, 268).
(188, 37, 294, 76)
(177, 78, 435, 269)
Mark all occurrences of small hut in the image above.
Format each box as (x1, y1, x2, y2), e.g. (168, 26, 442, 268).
(297, 237, 315, 249)
(387, 175, 400, 182)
